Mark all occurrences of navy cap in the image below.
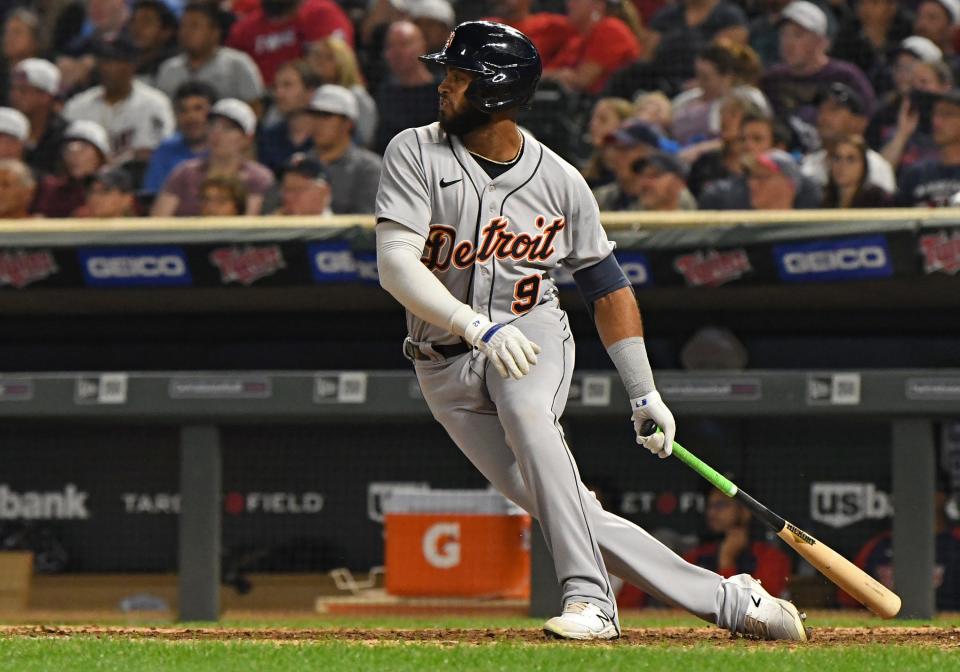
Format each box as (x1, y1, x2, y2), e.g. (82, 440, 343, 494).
(282, 152, 327, 181)
(633, 152, 689, 179)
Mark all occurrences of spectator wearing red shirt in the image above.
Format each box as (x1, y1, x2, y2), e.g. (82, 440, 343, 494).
(227, 0, 354, 85)
(486, 0, 574, 65)
(542, 0, 643, 95)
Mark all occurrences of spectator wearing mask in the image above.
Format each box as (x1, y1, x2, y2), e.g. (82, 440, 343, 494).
(581, 96, 634, 188)
(80, 166, 138, 217)
(278, 152, 332, 215)
(142, 80, 218, 195)
(1, 8, 44, 108)
(875, 51, 953, 173)
(374, 21, 440, 154)
(0, 107, 29, 161)
(33, 120, 110, 217)
(486, 0, 572, 65)
(152, 98, 274, 216)
(542, 0, 642, 95)
(744, 148, 819, 210)
(63, 35, 175, 166)
(307, 36, 377, 147)
(129, 0, 179, 87)
(227, 0, 353, 86)
(258, 60, 318, 174)
(648, 0, 748, 90)
(199, 175, 247, 215)
(634, 152, 697, 211)
(156, 2, 265, 109)
(0, 158, 36, 219)
(802, 83, 896, 193)
(822, 134, 894, 208)
(830, 0, 912, 92)
(898, 89, 960, 206)
(408, 0, 456, 53)
(306, 85, 381, 214)
(760, 1, 876, 145)
(57, 0, 131, 94)
(10, 58, 67, 176)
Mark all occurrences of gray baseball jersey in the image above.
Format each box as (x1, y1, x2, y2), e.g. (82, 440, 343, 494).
(376, 122, 614, 344)
(375, 122, 752, 631)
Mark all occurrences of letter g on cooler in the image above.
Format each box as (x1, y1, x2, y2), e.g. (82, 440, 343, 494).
(422, 521, 461, 569)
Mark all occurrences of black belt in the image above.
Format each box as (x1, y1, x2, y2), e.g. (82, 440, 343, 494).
(405, 339, 472, 361)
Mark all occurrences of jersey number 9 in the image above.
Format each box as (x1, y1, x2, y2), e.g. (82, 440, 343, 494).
(511, 274, 541, 315)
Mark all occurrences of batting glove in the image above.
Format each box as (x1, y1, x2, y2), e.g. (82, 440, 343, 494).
(464, 315, 541, 380)
(630, 390, 676, 459)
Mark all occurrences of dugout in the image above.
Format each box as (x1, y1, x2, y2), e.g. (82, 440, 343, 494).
(0, 210, 957, 621)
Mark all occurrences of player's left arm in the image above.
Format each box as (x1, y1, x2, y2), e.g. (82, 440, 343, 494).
(574, 259, 676, 458)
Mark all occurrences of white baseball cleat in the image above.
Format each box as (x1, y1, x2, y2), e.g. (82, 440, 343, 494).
(543, 602, 619, 640)
(738, 577, 809, 642)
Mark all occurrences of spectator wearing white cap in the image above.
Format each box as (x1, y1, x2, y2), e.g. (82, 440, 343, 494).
(0, 108, 30, 161)
(9, 58, 67, 175)
(374, 21, 440, 153)
(760, 1, 876, 149)
(830, 0, 913, 94)
(156, 2, 265, 111)
(306, 85, 382, 214)
(151, 98, 275, 216)
(915, 0, 960, 61)
(869, 37, 953, 173)
(33, 120, 110, 217)
(0, 159, 36, 219)
(307, 36, 378, 148)
(63, 35, 176, 167)
(407, 0, 456, 53)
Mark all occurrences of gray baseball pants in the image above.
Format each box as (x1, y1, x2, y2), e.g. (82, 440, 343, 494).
(413, 298, 751, 631)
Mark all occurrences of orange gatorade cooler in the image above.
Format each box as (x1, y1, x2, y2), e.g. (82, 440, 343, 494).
(382, 489, 531, 598)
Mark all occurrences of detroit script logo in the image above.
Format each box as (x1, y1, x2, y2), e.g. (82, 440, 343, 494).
(421, 216, 566, 271)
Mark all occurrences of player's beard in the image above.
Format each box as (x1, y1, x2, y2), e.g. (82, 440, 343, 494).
(439, 102, 492, 138)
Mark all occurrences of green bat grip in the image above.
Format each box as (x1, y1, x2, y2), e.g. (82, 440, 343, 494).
(670, 443, 738, 498)
(642, 422, 738, 497)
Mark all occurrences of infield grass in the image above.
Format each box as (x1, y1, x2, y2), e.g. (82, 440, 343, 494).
(1, 612, 957, 671)
(0, 637, 954, 672)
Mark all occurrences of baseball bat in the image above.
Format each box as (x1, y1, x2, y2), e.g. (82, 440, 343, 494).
(639, 423, 902, 619)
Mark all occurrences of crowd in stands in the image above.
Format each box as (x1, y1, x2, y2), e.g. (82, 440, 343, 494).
(5, 0, 960, 219)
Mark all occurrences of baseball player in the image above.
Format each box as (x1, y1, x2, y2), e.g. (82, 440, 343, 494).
(375, 21, 807, 642)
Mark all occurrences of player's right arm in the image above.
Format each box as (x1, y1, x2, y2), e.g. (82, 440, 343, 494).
(374, 130, 540, 379)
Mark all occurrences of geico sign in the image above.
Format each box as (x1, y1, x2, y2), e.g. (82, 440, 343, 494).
(87, 255, 187, 278)
(422, 521, 461, 569)
(783, 246, 887, 274)
(313, 250, 356, 274)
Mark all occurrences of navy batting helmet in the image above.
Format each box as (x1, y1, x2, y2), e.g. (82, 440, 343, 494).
(419, 21, 542, 113)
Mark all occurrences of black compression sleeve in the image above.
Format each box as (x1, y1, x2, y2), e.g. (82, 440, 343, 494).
(572, 253, 631, 307)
